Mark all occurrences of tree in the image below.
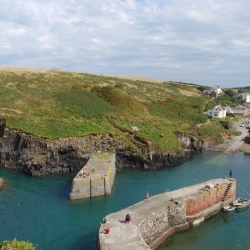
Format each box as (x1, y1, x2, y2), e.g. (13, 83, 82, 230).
(237, 95, 245, 104)
(205, 100, 217, 111)
(224, 89, 235, 97)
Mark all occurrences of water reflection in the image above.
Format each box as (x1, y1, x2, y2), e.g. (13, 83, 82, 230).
(157, 212, 234, 249)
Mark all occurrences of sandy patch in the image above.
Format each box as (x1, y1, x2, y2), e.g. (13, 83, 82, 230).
(0, 65, 49, 73)
(100, 74, 164, 83)
(0, 108, 23, 114)
(238, 143, 250, 154)
(179, 89, 200, 97)
(0, 66, 165, 84)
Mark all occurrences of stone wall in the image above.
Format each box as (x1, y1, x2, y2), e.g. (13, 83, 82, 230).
(245, 136, 250, 144)
(69, 152, 116, 200)
(98, 178, 237, 250)
(219, 121, 237, 129)
(140, 204, 187, 248)
(186, 181, 236, 217)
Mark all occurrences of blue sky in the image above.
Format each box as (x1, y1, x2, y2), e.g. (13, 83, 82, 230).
(1, 0, 250, 87)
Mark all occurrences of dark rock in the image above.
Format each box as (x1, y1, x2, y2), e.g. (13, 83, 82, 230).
(0, 120, 218, 176)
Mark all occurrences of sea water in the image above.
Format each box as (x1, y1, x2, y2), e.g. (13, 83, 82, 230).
(0, 151, 250, 250)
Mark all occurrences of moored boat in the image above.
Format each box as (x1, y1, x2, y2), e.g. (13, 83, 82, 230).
(232, 198, 249, 210)
(223, 205, 236, 212)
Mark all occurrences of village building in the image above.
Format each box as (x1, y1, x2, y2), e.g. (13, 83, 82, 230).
(225, 106, 233, 115)
(236, 92, 250, 103)
(203, 86, 222, 97)
(208, 105, 226, 118)
(231, 106, 248, 116)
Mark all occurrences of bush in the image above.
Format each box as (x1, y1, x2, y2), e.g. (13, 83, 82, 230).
(224, 89, 235, 97)
(205, 100, 217, 111)
(0, 238, 37, 250)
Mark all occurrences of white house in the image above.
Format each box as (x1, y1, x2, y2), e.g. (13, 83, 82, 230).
(236, 92, 250, 103)
(208, 105, 226, 118)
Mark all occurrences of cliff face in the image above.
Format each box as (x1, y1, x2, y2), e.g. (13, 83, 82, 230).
(0, 120, 217, 176)
(176, 132, 217, 152)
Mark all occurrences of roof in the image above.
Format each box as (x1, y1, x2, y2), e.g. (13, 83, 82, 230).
(225, 106, 233, 112)
(232, 106, 246, 110)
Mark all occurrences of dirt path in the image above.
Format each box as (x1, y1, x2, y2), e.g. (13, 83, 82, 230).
(212, 124, 250, 153)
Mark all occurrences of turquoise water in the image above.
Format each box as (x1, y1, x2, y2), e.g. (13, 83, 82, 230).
(0, 151, 250, 250)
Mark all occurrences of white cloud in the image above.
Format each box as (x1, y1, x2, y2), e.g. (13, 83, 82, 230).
(7, 27, 26, 35)
(0, 0, 250, 87)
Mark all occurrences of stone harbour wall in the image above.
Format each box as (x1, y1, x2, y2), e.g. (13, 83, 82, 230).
(186, 181, 236, 217)
(98, 178, 237, 250)
(140, 205, 187, 248)
(69, 152, 116, 200)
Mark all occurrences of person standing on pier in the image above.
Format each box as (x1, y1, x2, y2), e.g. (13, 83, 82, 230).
(229, 170, 232, 178)
(146, 192, 149, 201)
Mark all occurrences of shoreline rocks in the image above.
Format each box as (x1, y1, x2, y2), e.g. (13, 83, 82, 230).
(0, 120, 219, 176)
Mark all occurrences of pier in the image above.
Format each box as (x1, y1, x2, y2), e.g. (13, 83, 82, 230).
(69, 152, 116, 200)
(97, 178, 236, 250)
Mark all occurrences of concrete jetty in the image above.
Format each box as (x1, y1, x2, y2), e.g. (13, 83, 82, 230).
(69, 152, 116, 200)
(97, 178, 236, 250)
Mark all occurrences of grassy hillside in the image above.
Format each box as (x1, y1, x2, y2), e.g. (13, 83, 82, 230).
(0, 68, 235, 152)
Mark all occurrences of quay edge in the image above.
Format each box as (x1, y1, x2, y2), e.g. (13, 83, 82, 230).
(97, 178, 236, 250)
(69, 152, 116, 200)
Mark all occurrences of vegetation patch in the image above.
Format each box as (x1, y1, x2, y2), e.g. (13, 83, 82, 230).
(0, 238, 37, 250)
(0, 68, 238, 153)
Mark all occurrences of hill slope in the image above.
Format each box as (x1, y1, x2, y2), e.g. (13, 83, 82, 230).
(0, 67, 234, 153)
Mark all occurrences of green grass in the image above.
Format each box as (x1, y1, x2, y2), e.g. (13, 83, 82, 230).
(0, 68, 237, 153)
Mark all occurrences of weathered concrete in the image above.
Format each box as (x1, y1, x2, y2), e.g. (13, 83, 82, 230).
(97, 178, 236, 250)
(69, 152, 116, 200)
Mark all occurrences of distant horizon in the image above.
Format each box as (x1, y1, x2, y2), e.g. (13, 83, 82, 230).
(1, 64, 250, 90)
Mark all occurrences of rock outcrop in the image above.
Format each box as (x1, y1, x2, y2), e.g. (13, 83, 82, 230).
(176, 132, 218, 152)
(0, 120, 218, 176)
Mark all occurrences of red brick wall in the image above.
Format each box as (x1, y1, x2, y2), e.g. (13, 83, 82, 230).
(186, 182, 236, 216)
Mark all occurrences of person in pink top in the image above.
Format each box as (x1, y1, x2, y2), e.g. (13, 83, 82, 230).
(146, 192, 149, 201)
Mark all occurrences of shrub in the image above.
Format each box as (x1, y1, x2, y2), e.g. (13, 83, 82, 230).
(0, 238, 37, 250)
(224, 89, 235, 97)
(205, 100, 217, 111)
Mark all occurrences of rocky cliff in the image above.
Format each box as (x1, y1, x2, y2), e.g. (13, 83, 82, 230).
(0, 120, 217, 176)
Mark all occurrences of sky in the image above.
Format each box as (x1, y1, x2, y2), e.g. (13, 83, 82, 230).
(1, 0, 250, 88)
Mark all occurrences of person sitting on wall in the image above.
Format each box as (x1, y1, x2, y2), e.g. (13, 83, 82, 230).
(125, 214, 131, 224)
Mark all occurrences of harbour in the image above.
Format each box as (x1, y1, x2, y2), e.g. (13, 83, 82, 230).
(0, 151, 250, 249)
